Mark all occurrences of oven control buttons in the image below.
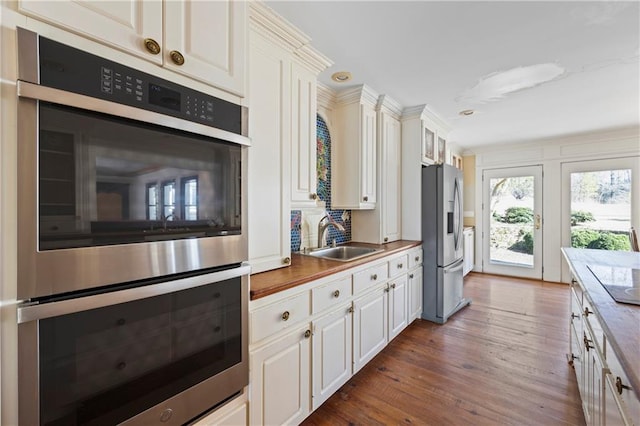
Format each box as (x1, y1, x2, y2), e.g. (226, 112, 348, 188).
(102, 67, 144, 102)
(159, 408, 173, 422)
(185, 95, 214, 122)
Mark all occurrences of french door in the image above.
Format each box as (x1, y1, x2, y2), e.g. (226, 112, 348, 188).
(482, 166, 543, 279)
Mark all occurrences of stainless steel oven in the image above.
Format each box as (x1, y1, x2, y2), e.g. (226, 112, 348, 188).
(18, 265, 250, 426)
(16, 27, 251, 425)
(16, 27, 249, 300)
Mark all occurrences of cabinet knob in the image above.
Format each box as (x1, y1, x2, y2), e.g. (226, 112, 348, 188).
(310, 193, 318, 200)
(169, 50, 185, 66)
(615, 376, 631, 394)
(144, 38, 161, 55)
(583, 307, 592, 317)
(283, 257, 291, 265)
(570, 312, 580, 320)
(304, 329, 311, 339)
(333, 290, 340, 298)
(568, 353, 579, 366)
(384, 285, 390, 293)
(281, 311, 290, 321)
(363, 196, 369, 202)
(415, 256, 420, 262)
(409, 274, 414, 279)
(397, 263, 403, 269)
(384, 237, 389, 242)
(347, 306, 354, 314)
(390, 283, 396, 289)
(371, 274, 378, 281)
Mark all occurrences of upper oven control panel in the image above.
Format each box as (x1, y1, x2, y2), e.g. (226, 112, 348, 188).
(37, 36, 242, 135)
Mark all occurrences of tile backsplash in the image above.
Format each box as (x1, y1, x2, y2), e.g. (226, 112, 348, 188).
(291, 115, 351, 252)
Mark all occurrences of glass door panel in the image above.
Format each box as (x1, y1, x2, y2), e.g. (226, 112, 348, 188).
(482, 166, 543, 279)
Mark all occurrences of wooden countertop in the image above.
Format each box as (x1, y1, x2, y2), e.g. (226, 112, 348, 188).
(562, 248, 640, 400)
(250, 240, 421, 300)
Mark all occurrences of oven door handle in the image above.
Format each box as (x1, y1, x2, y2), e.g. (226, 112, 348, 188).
(17, 263, 251, 323)
(16, 80, 251, 147)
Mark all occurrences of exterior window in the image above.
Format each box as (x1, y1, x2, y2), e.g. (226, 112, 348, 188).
(182, 177, 198, 220)
(146, 183, 158, 220)
(162, 180, 176, 220)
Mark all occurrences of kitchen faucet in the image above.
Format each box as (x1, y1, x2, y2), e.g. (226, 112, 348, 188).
(317, 214, 346, 248)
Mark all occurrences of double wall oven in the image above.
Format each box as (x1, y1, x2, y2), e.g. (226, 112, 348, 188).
(16, 28, 250, 425)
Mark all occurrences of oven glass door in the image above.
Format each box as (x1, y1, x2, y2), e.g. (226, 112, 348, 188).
(38, 102, 242, 250)
(36, 275, 243, 425)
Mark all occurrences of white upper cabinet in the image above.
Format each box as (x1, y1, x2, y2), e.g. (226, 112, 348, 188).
(19, 0, 246, 96)
(401, 104, 452, 240)
(351, 94, 402, 243)
(332, 84, 379, 210)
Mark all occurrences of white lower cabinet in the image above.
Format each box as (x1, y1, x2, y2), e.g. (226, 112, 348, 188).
(249, 245, 421, 425)
(312, 304, 353, 409)
(388, 274, 408, 341)
(250, 325, 312, 426)
(352, 283, 388, 373)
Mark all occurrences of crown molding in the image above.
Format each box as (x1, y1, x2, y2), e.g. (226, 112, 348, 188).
(401, 104, 452, 131)
(317, 83, 337, 110)
(335, 84, 379, 107)
(249, 1, 308, 52)
(376, 94, 403, 119)
(293, 44, 333, 75)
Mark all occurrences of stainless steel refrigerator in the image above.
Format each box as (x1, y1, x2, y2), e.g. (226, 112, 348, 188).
(421, 164, 471, 324)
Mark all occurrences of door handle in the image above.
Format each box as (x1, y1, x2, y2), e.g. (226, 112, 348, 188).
(535, 214, 541, 230)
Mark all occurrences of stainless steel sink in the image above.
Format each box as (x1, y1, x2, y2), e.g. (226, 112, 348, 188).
(302, 245, 383, 262)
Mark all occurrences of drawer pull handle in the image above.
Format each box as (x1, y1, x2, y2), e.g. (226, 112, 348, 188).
(570, 313, 580, 320)
(390, 283, 396, 289)
(568, 353, 579, 366)
(281, 311, 290, 321)
(409, 274, 414, 279)
(397, 263, 403, 268)
(169, 50, 185, 66)
(583, 307, 592, 317)
(372, 274, 378, 281)
(615, 376, 631, 394)
(304, 329, 311, 339)
(347, 306, 354, 314)
(415, 256, 420, 262)
(384, 285, 390, 293)
(363, 196, 369, 202)
(333, 290, 340, 298)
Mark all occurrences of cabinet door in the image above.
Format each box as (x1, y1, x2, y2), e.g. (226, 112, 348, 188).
(380, 113, 401, 243)
(290, 61, 318, 208)
(353, 285, 388, 373)
(463, 229, 474, 276)
(247, 36, 291, 273)
(250, 325, 311, 426)
(360, 105, 377, 206)
(604, 373, 631, 426)
(312, 305, 353, 410)
(584, 325, 604, 426)
(408, 268, 423, 323)
(19, 0, 163, 64)
(164, 0, 246, 96)
(388, 275, 408, 341)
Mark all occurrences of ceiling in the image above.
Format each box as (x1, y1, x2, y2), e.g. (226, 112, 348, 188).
(265, 1, 640, 151)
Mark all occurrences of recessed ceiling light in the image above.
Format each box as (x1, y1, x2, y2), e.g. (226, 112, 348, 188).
(459, 109, 475, 116)
(331, 71, 352, 83)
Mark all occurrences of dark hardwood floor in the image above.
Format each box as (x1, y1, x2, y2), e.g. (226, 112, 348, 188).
(302, 273, 586, 426)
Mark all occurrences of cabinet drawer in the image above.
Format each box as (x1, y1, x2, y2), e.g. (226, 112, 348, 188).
(408, 248, 423, 269)
(389, 254, 408, 278)
(353, 262, 388, 294)
(251, 291, 311, 343)
(312, 277, 352, 314)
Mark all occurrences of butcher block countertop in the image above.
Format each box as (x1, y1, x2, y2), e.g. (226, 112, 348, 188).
(562, 248, 640, 400)
(250, 240, 421, 300)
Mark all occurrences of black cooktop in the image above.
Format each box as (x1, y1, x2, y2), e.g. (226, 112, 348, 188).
(587, 264, 640, 306)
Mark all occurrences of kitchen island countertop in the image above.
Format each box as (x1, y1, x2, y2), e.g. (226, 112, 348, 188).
(250, 240, 421, 300)
(562, 248, 640, 400)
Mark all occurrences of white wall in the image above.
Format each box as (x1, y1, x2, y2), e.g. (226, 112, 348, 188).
(472, 126, 640, 283)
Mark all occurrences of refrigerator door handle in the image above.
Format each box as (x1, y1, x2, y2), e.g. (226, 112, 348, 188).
(444, 258, 464, 274)
(453, 177, 462, 251)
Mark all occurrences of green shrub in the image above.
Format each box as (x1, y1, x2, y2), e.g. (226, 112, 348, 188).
(501, 207, 534, 224)
(587, 233, 631, 251)
(509, 230, 534, 254)
(571, 229, 600, 248)
(571, 210, 595, 226)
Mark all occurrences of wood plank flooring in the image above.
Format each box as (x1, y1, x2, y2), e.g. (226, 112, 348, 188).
(302, 273, 586, 426)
